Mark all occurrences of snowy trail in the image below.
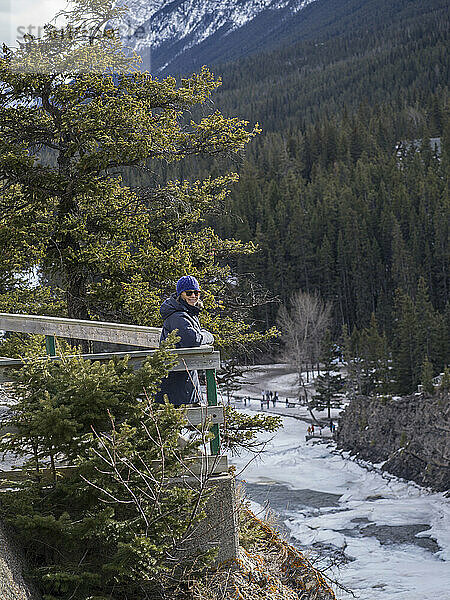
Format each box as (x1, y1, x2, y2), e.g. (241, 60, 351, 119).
(227, 366, 450, 600)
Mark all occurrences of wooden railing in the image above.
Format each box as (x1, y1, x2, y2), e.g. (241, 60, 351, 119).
(0, 313, 162, 348)
(0, 346, 221, 379)
(0, 313, 224, 462)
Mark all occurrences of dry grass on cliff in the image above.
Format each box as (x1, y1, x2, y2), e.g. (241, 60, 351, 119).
(190, 506, 336, 600)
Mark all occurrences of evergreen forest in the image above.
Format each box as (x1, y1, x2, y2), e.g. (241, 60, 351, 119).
(137, 0, 449, 394)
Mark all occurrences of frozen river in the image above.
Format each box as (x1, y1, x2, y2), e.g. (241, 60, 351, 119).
(230, 411, 450, 599)
(227, 365, 450, 600)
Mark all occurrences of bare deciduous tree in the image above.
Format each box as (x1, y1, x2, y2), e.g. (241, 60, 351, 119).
(277, 290, 332, 391)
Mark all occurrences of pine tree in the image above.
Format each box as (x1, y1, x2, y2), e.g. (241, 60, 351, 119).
(342, 324, 364, 398)
(0, 0, 263, 357)
(391, 218, 415, 299)
(392, 288, 419, 394)
(420, 356, 435, 395)
(359, 313, 390, 395)
(439, 367, 450, 393)
(311, 330, 344, 419)
(0, 342, 281, 599)
(415, 277, 444, 375)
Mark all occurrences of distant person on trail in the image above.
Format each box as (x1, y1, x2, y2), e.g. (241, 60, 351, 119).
(155, 275, 214, 406)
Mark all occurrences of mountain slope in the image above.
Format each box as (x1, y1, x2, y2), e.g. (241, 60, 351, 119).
(212, 0, 449, 128)
(118, 0, 317, 72)
(119, 0, 449, 76)
(136, 0, 448, 336)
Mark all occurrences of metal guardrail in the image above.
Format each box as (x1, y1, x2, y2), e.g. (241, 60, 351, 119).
(0, 455, 229, 489)
(0, 406, 224, 435)
(233, 394, 301, 408)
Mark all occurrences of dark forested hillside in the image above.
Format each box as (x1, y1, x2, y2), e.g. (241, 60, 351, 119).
(213, 0, 448, 128)
(214, 104, 448, 332)
(122, 0, 449, 389)
(16, 1, 448, 393)
(161, 0, 448, 81)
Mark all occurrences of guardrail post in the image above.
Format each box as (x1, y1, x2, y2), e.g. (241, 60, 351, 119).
(206, 369, 220, 455)
(45, 335, 56, 356)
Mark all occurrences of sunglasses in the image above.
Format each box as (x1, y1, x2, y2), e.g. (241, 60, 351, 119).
(184, 290, 200, 297)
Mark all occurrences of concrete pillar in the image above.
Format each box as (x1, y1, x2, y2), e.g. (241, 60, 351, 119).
(174, 473, 240, 564)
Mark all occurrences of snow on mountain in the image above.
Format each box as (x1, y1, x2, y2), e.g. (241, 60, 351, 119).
(117, 0, 317, 72)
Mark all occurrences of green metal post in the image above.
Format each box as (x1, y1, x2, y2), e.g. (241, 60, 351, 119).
(45, 335, 56, 356)
(206, 369, 220, 455)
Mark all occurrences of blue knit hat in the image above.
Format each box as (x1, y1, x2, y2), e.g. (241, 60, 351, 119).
(176, 275, 201, 296)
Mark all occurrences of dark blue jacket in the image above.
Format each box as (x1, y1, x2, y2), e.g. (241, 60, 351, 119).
(155, 294, 214, 406)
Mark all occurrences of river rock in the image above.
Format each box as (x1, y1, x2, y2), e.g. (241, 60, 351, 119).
(335, 392, 450, 492)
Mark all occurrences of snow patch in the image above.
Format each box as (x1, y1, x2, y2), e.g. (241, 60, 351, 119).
(116, 0, 318, 69)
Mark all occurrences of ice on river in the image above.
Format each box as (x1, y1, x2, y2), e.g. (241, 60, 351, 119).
(230, 411, 450, 600)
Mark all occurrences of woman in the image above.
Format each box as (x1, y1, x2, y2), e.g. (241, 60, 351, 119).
(155, 275, 214, 406)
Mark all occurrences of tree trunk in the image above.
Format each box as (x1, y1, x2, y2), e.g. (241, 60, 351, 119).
(33, 443, 41, 483)
(66, 271, 91, 352)
(66, 271, 90, 321)
(50, 451, 56, 486)
(57, 145, 91, 351)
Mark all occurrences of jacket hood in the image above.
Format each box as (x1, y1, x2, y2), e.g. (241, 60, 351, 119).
(160, 293, 200, 320)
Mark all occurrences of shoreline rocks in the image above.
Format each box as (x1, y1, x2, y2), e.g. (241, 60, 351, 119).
(336, 393, 450, 492)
